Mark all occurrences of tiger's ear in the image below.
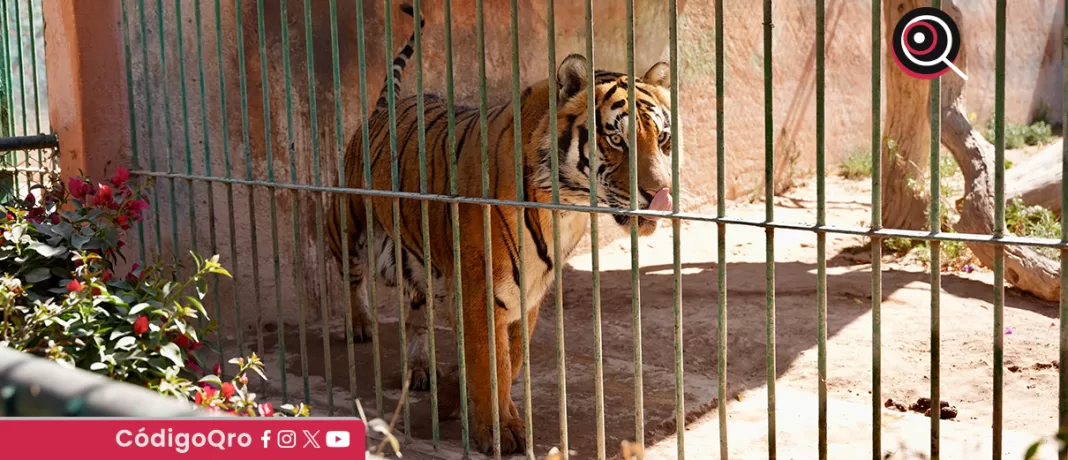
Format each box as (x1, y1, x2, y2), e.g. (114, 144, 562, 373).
(557, 54, 588, 105)
(642, 61, 670, 88)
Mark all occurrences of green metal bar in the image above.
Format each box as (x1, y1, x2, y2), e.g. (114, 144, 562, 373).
(763, 0, 777, 457)
(411, 0, 440, 445)
(138, 0, 163, 261)
(281, 0, 309, 406)
(352, 0, 382, 415)
(258, 0, 284, 402)
(474, 0, 500, 454)
(26, 0, 41, 185)
(382, 0, 411, 435)
(192, 0, 221, 368)
(442, 0, 470, 450)
(928, 2, 942, 457)
(546, 0, 569, 456)
(507, 0, 532, 455)
(174, 0, 200, 327)
(624, 0, 646, 452)
(669, 0, 684, 457)
(1062, 0, 1068, 454)
(278, 0, 296, 404)
(13, 0, 24, 139)
(815, 1, 827, 458)
(301, 0, 335, 417)
(584, 0, 606, 457)
(993, 1, 1006, 459)
(328, 0, 357, 417)
(120, 0, 147, 266)
(234, 0, 252, 369)
(0, 0, 10, 140)
(254, 0, 274, 371)
(715, 0, 728, 456)
(213, 0, 236, 373)
(155, 0, 180, 266)
(1, 0, 15, 197)
(870, 0, 883, 457)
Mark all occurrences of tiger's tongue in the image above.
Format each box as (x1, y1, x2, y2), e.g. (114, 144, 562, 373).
(644, 188, 673, 221)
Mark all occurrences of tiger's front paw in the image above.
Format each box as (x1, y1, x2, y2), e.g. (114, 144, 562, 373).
(474, 412, 527, 456)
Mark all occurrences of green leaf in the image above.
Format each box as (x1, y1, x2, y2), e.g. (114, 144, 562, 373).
(115, 336, 137, 351)
(51, 222, 73, 240)
(89, 362, 108, 371)
(28, 242, 67, 259)
(109, 330, 129, 341)
(159, 342, 184, 368)
(198, 375, 222, 387)
(70, 234, 90, 249)
(23, 266, 51, 284)
(184, 296, 208, 319)
(128, 303, 150, 316)
(195, 278, 208, 300)
(1025, 439, 1044, 460)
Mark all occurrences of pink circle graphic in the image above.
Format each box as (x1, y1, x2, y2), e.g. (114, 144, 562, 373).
(903, 21, 937, 55)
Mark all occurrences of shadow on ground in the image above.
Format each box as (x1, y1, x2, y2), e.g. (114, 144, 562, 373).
(261, 255, 1056, 458)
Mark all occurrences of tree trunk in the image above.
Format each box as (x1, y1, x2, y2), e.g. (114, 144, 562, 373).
(1005, 140, 1063, 217)
(938, 1, 1060, 302)
(882, 0, 932, 230)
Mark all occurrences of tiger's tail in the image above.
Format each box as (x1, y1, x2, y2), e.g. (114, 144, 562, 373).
(374, 3, 424, 111)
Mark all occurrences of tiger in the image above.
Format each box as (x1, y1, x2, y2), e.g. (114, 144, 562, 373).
(326, 3, 679, 455)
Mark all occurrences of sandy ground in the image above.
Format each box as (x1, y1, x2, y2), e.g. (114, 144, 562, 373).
(239, 158, 1064, 459)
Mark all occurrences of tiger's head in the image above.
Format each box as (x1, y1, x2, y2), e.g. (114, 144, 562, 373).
(535, 53, 678, 237)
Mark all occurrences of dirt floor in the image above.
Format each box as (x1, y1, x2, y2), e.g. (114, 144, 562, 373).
(241, 144, 1065, 459)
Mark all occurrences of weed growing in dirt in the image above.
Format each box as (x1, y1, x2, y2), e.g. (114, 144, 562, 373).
(1006, 196, 1061, 260)
(837, 150, 873, 180)
(984, 119, 1054, 149)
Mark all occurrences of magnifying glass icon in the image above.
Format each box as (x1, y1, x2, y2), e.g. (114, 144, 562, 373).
(892, 8, 967, 81)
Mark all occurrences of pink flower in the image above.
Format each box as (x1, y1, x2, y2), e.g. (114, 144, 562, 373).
(195, 386, 216, 406)
(187, 358, 202, 375)
(68, 177, 86, 199)
(110, 167, 130, 187)
(257, 403, 274, 417)
(126, 199, 149, 221)
(48, 213, 60, 225)
(92, 184, 113, 207)
(23, 192, 34, 206)
(173, 334, 190, 349)
(101, 270, 113, 283)
(133, 315, 149, 335)
(213, 363, 222, 376)
(66, 280, 83, 292)
(126, 263, 141, 283)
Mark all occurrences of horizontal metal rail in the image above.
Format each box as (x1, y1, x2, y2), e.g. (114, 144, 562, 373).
(0, 133, 57, 152)
(0, 346, 203, 417)
(132, 169, 1068, 249)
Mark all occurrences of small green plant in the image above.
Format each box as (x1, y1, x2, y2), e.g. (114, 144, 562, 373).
(1024, 428, 1067, 460)
(1006, 196, 1061, 260)
(985, 119, 1054, 149)
(837, 150, 873, 180)
(192, 353, 310, 417)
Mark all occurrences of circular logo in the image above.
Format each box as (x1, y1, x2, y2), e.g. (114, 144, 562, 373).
(891, 7, 967, 80)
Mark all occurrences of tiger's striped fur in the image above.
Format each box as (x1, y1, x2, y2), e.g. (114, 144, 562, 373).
(325, 3, 679, 455)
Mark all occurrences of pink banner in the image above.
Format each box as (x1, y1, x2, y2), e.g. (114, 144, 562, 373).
(0, 418, 367, 459)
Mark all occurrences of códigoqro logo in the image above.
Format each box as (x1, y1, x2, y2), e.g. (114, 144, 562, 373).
(891, 7, 968, 81)
(0, 418, 366, 460)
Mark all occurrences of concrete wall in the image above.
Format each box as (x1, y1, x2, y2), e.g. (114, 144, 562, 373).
(57, 0, 1066, 332)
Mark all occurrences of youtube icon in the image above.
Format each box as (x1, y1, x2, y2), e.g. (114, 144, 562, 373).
(326, 431, 350, 448)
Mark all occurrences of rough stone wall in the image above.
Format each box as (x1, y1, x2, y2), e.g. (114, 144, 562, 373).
(122, 0, 1064, 331)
